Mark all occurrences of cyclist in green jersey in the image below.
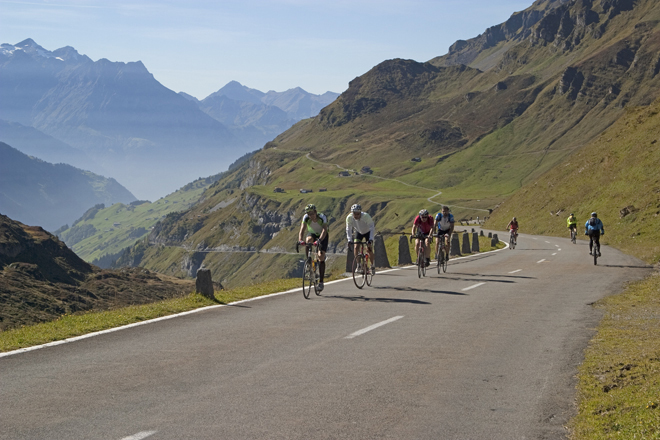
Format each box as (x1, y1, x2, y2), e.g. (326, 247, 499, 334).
(567, 213, 577, 239)
(298, 204, 329, 291)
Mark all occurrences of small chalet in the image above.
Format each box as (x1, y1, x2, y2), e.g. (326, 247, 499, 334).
(411, 157, 422, 162)
(299, 189, 313, 193)
(319, 188, 327, 192)
(338, 171, 350, 177)
(273, 187, 284, 193)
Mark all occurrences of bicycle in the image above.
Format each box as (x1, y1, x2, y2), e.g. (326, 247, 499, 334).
(349, 241, 373, 289)
(588, 233, 601, 266)
(509, 229, 517, 250)
(570, 226, 577, 244)
(411, 232, 429, 278)
(296, 241, 320, 298)
(434, 233, 449, 274)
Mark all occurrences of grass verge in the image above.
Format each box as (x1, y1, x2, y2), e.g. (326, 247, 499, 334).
(570, 272, 660, 439)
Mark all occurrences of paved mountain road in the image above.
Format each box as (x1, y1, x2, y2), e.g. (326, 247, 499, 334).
(0, 231, 652, 440)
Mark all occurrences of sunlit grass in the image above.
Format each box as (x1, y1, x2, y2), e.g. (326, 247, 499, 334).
(570, 273, 660, 439)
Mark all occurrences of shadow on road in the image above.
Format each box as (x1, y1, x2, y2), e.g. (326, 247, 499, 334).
(601, 264, 654, 269)
(439, 274, 517, 284)
(324, 294, 433, 304)
(449, 272, 536, 280)
(372, 285, 466, 296)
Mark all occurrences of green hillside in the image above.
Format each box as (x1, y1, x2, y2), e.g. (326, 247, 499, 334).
(486, 97, 660, 264)
(113, 0, 660, 288)
(58, 176, 219, 266)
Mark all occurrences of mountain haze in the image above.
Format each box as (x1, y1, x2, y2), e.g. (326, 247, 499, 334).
(0, 39, 247, 200)
(0, 142, 136, 232)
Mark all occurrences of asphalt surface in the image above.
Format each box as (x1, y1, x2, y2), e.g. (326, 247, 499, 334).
(0, 230, 653, 440)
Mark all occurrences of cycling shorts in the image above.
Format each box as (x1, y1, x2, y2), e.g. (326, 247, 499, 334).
(568, 224, 577, 229)
(307, 233, 329, 252)
(354, 232, 372, 243)
(438, 229, 451, 238)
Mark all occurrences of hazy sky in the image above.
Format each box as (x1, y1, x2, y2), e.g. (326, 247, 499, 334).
(1, 0, 532, 99)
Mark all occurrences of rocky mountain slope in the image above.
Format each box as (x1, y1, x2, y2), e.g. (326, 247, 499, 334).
(0, 214, 193, 331)
(0, 142, 136, 232)
(96, 0, 660, 285)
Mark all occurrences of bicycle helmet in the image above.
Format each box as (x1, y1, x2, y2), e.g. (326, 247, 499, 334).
(513, 217, 517, 221)
(419, 209, 429, 216)
(591, 212, 597, 217)
(350, 203, 362, 213)
(304, 203, 316, 213)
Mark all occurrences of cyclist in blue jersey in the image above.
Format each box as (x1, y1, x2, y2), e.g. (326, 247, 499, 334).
(434, 206, 455, 262)
(585, 212, 605, 257)
(298, 204, 329, 291)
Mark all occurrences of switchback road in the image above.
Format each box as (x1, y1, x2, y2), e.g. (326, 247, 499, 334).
(0, 231, 652, 440)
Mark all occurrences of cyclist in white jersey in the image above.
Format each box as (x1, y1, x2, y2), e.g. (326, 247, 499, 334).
(298, 204, 329, 291)
(345, 204, 376, 273)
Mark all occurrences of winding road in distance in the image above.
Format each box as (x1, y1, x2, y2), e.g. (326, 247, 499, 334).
(1, 229, 652, 440)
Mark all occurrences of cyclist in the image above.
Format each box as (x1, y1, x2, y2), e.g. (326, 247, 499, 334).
(411, 209, 434, 267)
(506, 217, 519, 243)
(346, 204, 376, 274)
(585, 212, 604, 257)
(434, 205, 455, 263)
(298, 204, 329, 292)
(567, 213, 578, 240)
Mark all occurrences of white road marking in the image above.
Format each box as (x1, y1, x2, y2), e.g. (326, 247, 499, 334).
(508, 269, 522, 274)
(462, 282, 486, 291)
(552, 253, 557, 256)
(345, 316, 404, 339)
(555, 244, 560, 247)
(120, 432, 157, 440)
(545, 241, 551, 243)
(537, 259, 546, 263)
(558, 249, 561, 251)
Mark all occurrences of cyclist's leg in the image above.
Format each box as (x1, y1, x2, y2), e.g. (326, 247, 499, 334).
(588, 233, 594, 254)
(415, 239, 421, 262)
(424, 235, 432, 264)
(318, 235, 328, 282)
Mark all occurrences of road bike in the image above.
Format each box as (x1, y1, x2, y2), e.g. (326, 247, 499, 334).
(570, 226, 577, 244)
(411, 232, 429, 278)
(296, 241, 320, 298)
(589, 233, 601, 265)
(509, 229, 517, 250)
(434, 233, 449, 274)
(349, 241, 373, 289)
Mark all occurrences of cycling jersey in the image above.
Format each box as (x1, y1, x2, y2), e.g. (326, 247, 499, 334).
(413, 215, 434, 235)
(435, 212, 454, 232)
(567, 216, 577, 227)
(302, 213, 328, 236)
(508, 221, 519, 231)
(346, 212, 375, 241)
(585, 217, 604, 234)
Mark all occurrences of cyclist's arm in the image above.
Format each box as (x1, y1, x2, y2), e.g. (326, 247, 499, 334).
(319, 224, 328, 242)
(368, 217, 375, 242)
(298, 221, 306, 242)
(345, 216, 353, 242)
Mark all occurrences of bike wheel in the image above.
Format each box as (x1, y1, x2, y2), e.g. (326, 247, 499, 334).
(437, 251, 441, 274)
(442, 249, 448, 273)
(314, 259, 321, 295)
(571, 230, 576, 244)
(302, 259, 313, 299)
(352, 254, 366, 289)
(421, 248, 427, 277)
(365, 258, 373, 287)
(510, 235, 515, 249)
(594, 244, 599, 265)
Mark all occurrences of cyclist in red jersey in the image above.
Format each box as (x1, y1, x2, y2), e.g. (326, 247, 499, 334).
(411, 209, 434, 267)
(506, 217, 519, 242)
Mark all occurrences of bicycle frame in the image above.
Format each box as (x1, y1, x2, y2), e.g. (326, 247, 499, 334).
(350, 240, 373, 289)
(296, 241, 320, 298)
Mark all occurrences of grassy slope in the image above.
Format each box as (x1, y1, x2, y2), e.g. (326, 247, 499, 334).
(486, 98, 660, 265)
(59, 179, 212, 263)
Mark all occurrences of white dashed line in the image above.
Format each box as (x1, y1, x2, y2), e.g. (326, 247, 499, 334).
(462, 282, 486, 291)
(552, 253, 557, 256)
(508, 269, 522, 274)
(545, 241, 551, 244)
(345, 316, 404, 339)
(537, 259, 546, 263)
(120, 432, 157, 440)
(555, 245, 560, 247)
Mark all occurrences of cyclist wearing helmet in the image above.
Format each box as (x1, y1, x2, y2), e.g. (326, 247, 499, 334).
(412, 209, 434, 267)
(506, 217, 519, 241)
(585, 212, 604, 257)
(567, 213, 578, 239)
(298, 204, 329, 291)
(346, 203, 376, 274)
(434, 206, 455, 262)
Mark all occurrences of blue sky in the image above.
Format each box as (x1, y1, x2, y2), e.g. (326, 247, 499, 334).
(1, 0, 533, 99)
